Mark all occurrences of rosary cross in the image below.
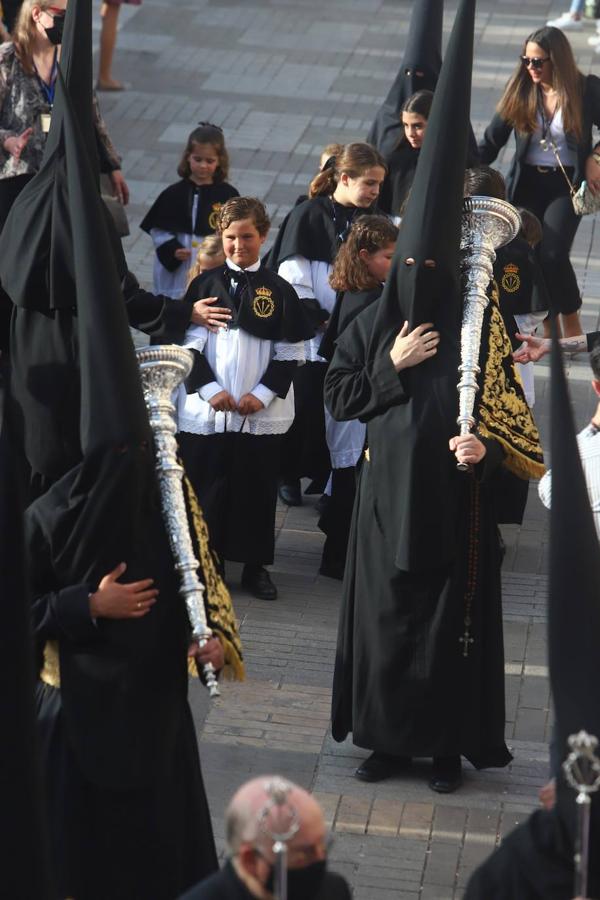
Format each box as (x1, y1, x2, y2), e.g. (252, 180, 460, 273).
(459, 627, 474, 658)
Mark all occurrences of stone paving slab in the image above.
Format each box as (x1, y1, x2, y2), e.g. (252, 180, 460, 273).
(105, 0, 600, 895)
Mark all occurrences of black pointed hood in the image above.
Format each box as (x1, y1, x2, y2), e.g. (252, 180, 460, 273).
(548, 331, 600, 878)
(0, 407, 54, 898)
(373, 0, 474, 344)
(361, 0, 476, 574)
(366, 0, 443, 156)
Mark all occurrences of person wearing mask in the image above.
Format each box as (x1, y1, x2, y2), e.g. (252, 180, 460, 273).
(179, 777, 351, 900)
(0, 0, 128, 229)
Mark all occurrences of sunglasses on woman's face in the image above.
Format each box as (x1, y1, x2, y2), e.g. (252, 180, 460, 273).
(521, 56, 550, 70)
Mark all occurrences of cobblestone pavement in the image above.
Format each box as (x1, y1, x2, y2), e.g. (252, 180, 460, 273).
(97, 0, 600, 895)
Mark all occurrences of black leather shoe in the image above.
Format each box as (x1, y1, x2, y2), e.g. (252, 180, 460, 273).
(241, 566, 278, 601)
(355, 752, 411, 783)
(429, 756, 462, 793)
(278, 480, 302, 506)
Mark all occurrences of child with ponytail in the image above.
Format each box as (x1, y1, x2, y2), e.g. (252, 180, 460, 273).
(268, 142, 387, 507)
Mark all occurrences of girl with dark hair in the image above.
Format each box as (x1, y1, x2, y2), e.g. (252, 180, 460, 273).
(141, 123, 239, 299)
(379, 89, 434, 219)
(268, 142, 387, 507)
(318, 215, 398, 579)
(479, 25, 600, 337)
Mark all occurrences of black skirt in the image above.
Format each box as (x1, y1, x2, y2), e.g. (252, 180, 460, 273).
(179, 431, 282, 565)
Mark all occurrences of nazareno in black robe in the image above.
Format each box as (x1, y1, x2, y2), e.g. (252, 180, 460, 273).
(463, 784, 600, 899)
(28, 449, 219, 900)
(325, 293, 544, 766)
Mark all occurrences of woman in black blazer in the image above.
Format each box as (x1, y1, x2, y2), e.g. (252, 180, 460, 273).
(479, 26, 600, 337)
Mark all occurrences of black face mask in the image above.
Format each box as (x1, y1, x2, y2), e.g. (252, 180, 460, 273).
(264, 859, 327, 900)
(44, 14, 65, 46)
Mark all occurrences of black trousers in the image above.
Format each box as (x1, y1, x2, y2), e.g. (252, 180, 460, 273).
(178, 431, 281, 566)
(513, 164, 581, 316)
(280, 361, 330, 486)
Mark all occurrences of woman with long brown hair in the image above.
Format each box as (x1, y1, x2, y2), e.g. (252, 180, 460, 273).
(479, 25, 600, 337)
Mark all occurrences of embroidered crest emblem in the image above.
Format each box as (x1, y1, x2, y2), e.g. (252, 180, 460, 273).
(501, 262, 520, 294)
(252, 286, 275, 319)
(208, 202, 223, 231)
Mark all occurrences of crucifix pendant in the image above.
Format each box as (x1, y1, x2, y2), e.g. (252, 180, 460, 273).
(459, 621, 474, 658)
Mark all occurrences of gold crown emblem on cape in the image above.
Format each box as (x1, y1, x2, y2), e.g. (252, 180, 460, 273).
(501, 262, 520, 293)
(208, 202, 223, 231)
(252, 286, 275, 318)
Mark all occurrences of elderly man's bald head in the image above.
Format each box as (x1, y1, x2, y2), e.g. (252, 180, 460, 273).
(226, 776, 325, 859)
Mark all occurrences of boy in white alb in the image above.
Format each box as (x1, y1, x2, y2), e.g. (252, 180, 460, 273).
(177, 198, 313, 600)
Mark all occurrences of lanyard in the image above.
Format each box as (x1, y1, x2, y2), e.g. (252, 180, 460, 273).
(33, 49, 58, 108)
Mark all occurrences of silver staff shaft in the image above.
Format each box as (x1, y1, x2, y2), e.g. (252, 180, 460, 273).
(457, 197, 521, 471)
(136, 345, 219, 697)
(575, 794, 591, 899)
(563, 730, 600, 900)
(273, 840, 288, 900)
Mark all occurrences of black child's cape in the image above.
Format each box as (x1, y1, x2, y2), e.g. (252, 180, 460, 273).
(140, 180, 239, 237)
(319, 286, 382, 361)
(184, 264, 314, 343)
(266, 196, 380, 268)
(493, 236, 550, 350)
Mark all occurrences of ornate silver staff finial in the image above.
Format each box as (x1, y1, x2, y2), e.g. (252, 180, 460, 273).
(563, 730, 600, 899)
(457, 196, 521, 471)
(258, 778, 300, 900)
(136, 345, 219, 697)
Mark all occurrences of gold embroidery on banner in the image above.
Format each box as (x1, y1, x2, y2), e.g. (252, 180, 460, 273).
(208, 202, 223, 231)
(478, 286, 545, 481)
(184, 474, 245, 681)
(252, 286, 275, 319)
(501, 262, 520, 293)
(41, 640, 60, 688)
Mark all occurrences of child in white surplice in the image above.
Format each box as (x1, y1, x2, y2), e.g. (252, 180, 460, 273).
(177, 197, 314, 601)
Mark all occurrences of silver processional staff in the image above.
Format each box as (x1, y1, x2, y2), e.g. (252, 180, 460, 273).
(136, 344, 220, 697)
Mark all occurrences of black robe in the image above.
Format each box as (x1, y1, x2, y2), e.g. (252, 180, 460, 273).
(179, 861, 352, 900)
(140, 180, 239, 273)
(28, 452, 218, 900)
(325, 301, 530, 766)
(9, 281, 192, 491)
(378, 144, 420, 218)
(464, 804, 600, 899)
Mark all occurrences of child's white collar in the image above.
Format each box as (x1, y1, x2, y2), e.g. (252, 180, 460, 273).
(226, 258, 261, 273)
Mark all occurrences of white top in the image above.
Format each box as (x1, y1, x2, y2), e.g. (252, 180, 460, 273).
(177, 258, 305, 436)
(150, 193, 200, 300)
(538, 422, 600, 540)
(278, 255, 336, 362)
(525, 107, 576, 168)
